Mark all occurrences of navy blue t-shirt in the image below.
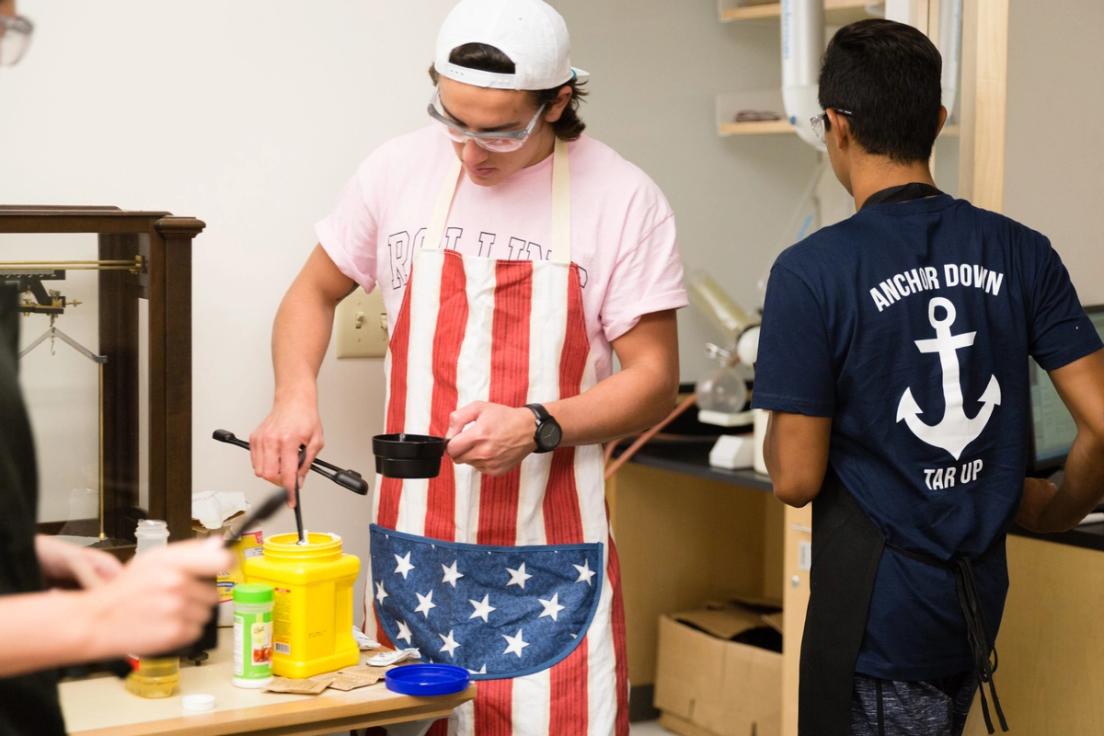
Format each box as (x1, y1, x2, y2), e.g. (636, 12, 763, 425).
(752, 194, 1103, 681)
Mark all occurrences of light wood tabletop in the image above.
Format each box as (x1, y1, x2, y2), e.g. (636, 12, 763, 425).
(59, 639, 473, 736)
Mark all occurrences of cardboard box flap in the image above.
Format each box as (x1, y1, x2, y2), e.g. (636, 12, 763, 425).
(672, 595, 783, 642)
(673, 606, 767, 641)
(761, 611, 784, 635)
(191, 490, 249, 531)
(726, 591, 783, 611)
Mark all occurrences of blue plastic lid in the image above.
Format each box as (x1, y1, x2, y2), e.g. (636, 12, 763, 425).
(385, 664, 470, 696)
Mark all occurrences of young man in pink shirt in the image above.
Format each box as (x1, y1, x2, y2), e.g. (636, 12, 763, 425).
(250, 1, 686, 733)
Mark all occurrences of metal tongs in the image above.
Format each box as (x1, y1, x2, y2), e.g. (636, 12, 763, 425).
(212, 429, 369, 545)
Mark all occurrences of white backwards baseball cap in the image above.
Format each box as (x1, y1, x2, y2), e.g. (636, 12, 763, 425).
(434, 0, 589, 91)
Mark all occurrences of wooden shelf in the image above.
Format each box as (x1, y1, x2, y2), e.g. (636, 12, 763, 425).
(720, 0, 880, 25)
(719, 120, 961, 138)
(719, 119, 794, 136)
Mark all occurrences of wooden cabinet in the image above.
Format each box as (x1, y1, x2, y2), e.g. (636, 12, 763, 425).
(606, 456, 783, 722)
(961, 535, 1104, 735)
(1, 206, 203, 555)
(612, 452, 1104, 734)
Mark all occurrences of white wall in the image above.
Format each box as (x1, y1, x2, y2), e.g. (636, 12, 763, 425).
(1, 0, 458, 613)
(557, 0, 820, 377)
(1, 0, 818, 618)
(1004, 0, 1104, 304)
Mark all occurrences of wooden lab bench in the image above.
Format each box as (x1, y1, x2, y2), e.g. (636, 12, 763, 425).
(607, 439, 1104, 735)
(59, 639, 474, 736)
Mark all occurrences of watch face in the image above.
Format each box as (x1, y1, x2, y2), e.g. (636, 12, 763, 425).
(538, 422, 562, 450)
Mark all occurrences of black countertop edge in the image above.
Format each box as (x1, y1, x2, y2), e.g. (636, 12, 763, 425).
(612, 439, 773, 492)
(614, 439, 1104, 552)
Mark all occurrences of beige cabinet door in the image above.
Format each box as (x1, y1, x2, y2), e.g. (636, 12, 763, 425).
(782, 503, 813, 736)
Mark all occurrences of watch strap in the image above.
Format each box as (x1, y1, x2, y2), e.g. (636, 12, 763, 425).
(526, 403, 551, 423)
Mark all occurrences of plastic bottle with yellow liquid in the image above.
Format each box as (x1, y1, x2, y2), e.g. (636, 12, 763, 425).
(124, 520, 180, 698)
(243, 532, 359, 678)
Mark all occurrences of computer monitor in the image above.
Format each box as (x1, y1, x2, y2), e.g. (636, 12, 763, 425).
(1027, 304, 1104, 474)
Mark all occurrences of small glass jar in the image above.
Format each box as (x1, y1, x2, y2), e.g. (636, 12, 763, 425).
(125, 519, 180, 698)
(133, 519, 169, 554)
(124, 656, 180, 698)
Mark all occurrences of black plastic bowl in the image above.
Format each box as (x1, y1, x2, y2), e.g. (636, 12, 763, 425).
(373, 433, 446, 478)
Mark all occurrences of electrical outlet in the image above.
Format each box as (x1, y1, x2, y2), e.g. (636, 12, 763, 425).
(335, 289, 388, 359)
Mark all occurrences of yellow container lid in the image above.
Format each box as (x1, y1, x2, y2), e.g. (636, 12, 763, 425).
(263, 532, 344, 562)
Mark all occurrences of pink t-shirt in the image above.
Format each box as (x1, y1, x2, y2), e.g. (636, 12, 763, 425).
(316, 126, 687, 381)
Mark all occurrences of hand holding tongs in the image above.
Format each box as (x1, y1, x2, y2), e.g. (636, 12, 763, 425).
(213, 429, 368, 494)
(212, 429, 369, 544)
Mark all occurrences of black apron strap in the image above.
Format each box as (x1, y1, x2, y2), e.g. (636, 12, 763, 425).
(860, 182, 942, 210)
(954, 559, 1008, 734)
(875, 678, 886, 736)
(888, 542, 1009, 734)
(798, 473, 885, 736)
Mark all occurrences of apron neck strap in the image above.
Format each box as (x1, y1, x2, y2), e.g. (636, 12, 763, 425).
(423, 137, 572, 264)
(549, 137, 571, 264)
(424, 156, 462, 257)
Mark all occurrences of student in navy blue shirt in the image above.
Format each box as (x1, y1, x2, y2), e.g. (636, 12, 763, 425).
(752, 19, 1104, 736)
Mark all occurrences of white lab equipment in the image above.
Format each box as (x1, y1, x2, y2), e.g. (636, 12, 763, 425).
(781, 0, 825, 148)
(688, 273, 762, 469)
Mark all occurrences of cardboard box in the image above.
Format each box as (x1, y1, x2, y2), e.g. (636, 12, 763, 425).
(654, 601, 782, 736)
(192, 492, 264, 626)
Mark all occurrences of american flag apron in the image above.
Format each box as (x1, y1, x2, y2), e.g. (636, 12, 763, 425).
(365, 139, 630, 736)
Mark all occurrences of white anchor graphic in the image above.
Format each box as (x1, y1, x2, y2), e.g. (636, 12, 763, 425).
(896, 297, 1001, 460)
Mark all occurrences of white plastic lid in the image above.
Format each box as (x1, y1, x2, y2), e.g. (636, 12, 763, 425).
(181, 693, 215, 713)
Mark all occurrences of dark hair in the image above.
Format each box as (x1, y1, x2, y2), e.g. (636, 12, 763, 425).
(428, 42, 588, 141)
(818, 19, 942, 162)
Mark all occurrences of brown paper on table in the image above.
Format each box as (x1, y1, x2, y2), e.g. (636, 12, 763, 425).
(327, 664, 394, 691)
(327, 672, 381, 691)
(265, 675, 336, 695)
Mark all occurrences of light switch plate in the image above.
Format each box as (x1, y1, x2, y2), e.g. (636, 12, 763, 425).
(335, 289, 388, 359)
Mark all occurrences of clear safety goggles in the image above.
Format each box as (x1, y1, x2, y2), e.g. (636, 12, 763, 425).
(427, 89, 546, 153)
(0, 14, 33, 67)
(811, 108, 854, 145)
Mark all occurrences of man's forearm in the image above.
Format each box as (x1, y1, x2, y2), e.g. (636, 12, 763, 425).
(762, 412, 831, 507)
(546, 363, 677, 447)
(0, 590, 101, 677)
(271, 282, 341, 403)
(1038, 430, 1104, 532)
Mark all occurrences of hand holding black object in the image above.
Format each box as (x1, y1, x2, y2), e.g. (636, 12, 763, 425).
(212, 429, 368, 495)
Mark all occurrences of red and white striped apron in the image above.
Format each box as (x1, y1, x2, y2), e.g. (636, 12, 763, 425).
(366, 139, 629, 736)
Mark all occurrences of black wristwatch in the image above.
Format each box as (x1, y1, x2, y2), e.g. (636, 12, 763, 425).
(525, 403, 562, 453)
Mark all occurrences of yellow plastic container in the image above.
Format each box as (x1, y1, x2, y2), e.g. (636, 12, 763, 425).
(243, 532, 360, 678)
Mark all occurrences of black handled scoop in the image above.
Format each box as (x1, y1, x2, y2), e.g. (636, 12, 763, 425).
(293, 448, 306, 544)
(372, 433, 447, 478)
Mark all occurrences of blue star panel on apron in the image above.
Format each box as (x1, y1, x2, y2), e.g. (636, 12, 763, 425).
(370, 525, 603, 678)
